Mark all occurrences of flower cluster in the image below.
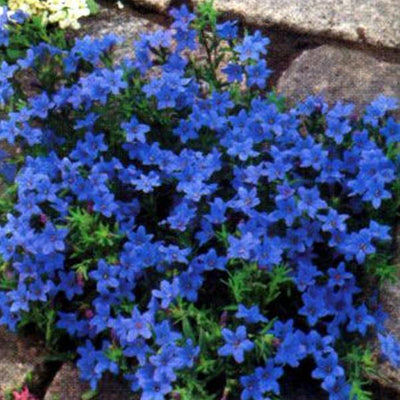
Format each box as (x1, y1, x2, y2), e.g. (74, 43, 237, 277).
(8, 0, 91, 29)
(0, 3, 399, 399)
(0, 5, 27, 47)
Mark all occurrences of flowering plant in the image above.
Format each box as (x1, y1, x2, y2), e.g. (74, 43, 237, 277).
(12, 386, 38, 400)
(5, 0, 95, 30)
(0, 2, 400, 399)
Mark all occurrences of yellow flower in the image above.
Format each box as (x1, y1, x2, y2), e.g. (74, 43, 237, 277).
(8, 0, 46, 14)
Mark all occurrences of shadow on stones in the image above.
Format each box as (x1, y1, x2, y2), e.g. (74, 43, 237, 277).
(27, 360, 63, 399)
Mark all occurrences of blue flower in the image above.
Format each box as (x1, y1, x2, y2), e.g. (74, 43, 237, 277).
(274, 330, 307, 367)
(222, 63, 243, 83)
(344, 230, 375, 264)
(257, 359, 283, 394)
(234, 31, 269, 61)
(216, 21, 238, 40)
(122, 117, 150, 143)
(272, 197, 300, 226)
(77, 340, 119, 390)
(321, 376, 351, 400)
(312, 352, 344, 386)
(141, 379, 172, 400)
(170, 5, 195, 30)
(152, 279, 178, 308)
(245, 60, 272, 89)
(297, 187, 327, 218)
(364, 95, 398, 126)
(299, 288, 329, 326)
(88, 260, 119, 294)
(327, 263, 353, 288)
(318, 209, 348, 232)
(57, 271, 83, 300)
(228, 232, 259, 260)
(378, 333, 400, 368)
(346, 304, 375, 336)
(176, 271, 204, 302)
(39, 223, 68, 255)
(240, 371, 264, 400)
(126, 307, 153, 341)
(231, 187, 260, 214)
(218, 325, 254, 363)
(236, 304, 267, 324)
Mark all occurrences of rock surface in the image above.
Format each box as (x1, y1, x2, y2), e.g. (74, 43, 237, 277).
(0, 327, 44, 394)
(191, 0, 400, 50)
(44, 363, 139, 400)
(276, 44, 400, 117)
(44, 363, 88, 400)
(129, 0, 172, 13)
(81, 1, 164, 61)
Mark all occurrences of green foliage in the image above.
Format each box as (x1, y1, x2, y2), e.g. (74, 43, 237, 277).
(192, 0, 223, 89)
(18, 303, 62, 348)
(0, 182, 17, 221)
(343, 345, 377, 400)
(253, 321, 276, 362)
(67, 207, 124, 264)
(2, 15, 68, 65)
(174, 382, 218, 400)
(86, 0, 100, 15)
(365, 252, 398, 286)
(225, 262, 292, 306)
(170, 300, 225, 397)
(82, 390, 99, 400)
(194, 0, 218, 32)
(3, 388, 15, 400)
(267, 89, 287, 112)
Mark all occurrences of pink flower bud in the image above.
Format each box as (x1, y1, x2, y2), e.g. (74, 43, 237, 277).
(39, 213, 47, 224)
(76, 273, 85, 287)
(219, 310, 228, 327)
(87, 201, 94, 214)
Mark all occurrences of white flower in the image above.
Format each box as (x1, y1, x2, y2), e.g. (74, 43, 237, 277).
(8, 0, 91, 30)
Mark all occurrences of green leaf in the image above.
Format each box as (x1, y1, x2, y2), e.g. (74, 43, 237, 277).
(350, 380, 373, 400)
(265, 264, 293, 305)
(87, 0, 100, 15)
(267, 89, 287, 112)
(82, 390, 99, 400)
(45, 309, 56, 345)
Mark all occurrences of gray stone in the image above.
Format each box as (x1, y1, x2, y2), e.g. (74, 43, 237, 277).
(192, 0, 400, 50)
(0, 327, 44, 394)
(276, 44, 400, 117)
(128, 0, 172, 13)
(44, 363, 89, 400)
(45, 363, 139, 400)
(81, 1, 165, 61)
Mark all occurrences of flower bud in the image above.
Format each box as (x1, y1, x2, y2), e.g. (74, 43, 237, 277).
(76, 273, 85, 287)
(87, 201, 94, 214)
(39, 213, 47, 224)
(219, 310, 228, 327)
(220, 388, 230, 400)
